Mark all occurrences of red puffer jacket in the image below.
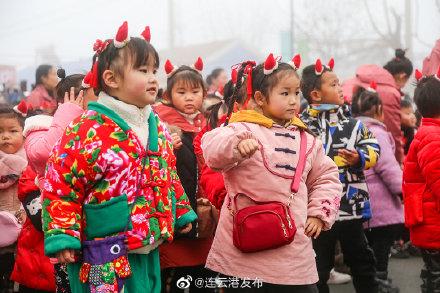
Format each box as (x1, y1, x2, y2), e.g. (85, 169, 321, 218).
(193, 117, 227, 210)
(11, 166, 56, 292)
(403, 118, 440, 249)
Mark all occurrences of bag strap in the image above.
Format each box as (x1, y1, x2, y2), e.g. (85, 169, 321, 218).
(228, 129, 308, 213)
(290, 130, 307, 194)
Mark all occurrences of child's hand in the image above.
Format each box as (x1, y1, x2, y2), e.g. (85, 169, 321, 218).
(305, 217, 324, 239)
(179, 223, 192, 234)
(171, 133, 183, 150)
(338, 149, 360, 167)
(237, 138, 259, 158)
(64, 87, 84, 108)
(56, 249, 76, 264)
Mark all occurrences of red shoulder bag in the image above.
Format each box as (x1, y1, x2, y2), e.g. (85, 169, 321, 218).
(229, 130, 307, 253)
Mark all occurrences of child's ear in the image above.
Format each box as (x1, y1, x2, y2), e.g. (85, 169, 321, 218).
(102, 70, 118, 89)
(310, 90, 322, 104)
(254, 91, 265, 107)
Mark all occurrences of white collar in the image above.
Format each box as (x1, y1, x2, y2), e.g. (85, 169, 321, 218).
(97, 92, 152, 127)
(177, 110, 200, 125)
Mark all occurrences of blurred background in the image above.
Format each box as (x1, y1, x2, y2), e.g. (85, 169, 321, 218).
(0, 0, 439, 91)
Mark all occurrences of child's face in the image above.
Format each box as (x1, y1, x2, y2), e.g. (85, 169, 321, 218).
(401, 106, 416, 128)
(42, 67, 59, 91)
(312, 71, 344, 106)
(171, 80, 204, 115)
(117, 58, 158, 108)
(0, 117, 24, 154)
(256, 73, 300, 124)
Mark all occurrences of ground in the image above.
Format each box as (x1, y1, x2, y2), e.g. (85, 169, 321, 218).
(329, 256, 423, 293)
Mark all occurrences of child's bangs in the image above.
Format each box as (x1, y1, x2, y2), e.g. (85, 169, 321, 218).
(123, 38, 159, 70)
(170, 70, 205, 91)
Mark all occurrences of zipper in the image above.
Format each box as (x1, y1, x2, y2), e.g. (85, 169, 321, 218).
(284, 206, 293, 229)
(240, 210, 288, 239)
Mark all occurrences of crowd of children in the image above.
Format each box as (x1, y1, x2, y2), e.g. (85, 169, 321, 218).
(1, 21, 440, 293)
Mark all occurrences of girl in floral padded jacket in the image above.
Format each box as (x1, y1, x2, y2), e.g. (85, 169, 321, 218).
(42, 22, 196, 293)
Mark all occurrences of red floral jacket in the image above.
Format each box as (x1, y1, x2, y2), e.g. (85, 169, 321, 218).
(42, 102, 196, 255)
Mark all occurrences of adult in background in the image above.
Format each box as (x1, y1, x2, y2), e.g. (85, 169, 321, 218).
(343, 49, 413, 164)
(423, 39, 440, 76)
(206, 68, 228, 94)
(26, 65, 58, 114)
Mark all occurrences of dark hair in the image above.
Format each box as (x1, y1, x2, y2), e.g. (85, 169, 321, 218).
(96, 37, 159, 94)
(414, 75, 440, 118)
(55, 68, 85, 103)
(35, 64, 54, 85)
(300, 64, 332, 103)
(165, 66, 205, 101)
(206, 68, 225, 86)
(384, 49, 413, 77)
(207, 80, 235, 128)
(351, 87, 382, 117)
(225, 61, 299, 123)
(0, 104, 25, 128)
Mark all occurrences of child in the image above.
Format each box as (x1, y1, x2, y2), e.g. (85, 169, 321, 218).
(154, 58, 217, 292)
(0, 105, 27, 292)
(195, 78, 238, 210)
(403, 67, 440, 292)
(400, 98, 417, 155)
(12, 166, 57, 293)
(42, 22, 196, 293)
(351, 85, 403, 293)
(300, 59, 381, 293)
(202, 54, 342, 292)
(24, 69, 89, 293)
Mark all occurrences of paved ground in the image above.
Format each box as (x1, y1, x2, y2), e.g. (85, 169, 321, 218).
(329, 256, 423, 292)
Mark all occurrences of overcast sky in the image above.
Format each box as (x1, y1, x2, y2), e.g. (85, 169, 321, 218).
(0, 0, 439, 71)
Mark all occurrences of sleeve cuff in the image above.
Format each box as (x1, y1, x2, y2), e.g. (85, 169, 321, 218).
(175, 209, 198, 228)
(44, 234, 81, 256)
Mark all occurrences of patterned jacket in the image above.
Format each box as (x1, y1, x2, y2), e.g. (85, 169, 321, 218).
(42, 102, 197, 256)
(301, 105, 380, 221)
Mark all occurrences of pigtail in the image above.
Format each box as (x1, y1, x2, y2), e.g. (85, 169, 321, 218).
(225, 64, 248, 125)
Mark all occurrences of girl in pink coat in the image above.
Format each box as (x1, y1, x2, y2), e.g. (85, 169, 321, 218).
(20, 69, 96, 293)
(201, 56, 342, 292)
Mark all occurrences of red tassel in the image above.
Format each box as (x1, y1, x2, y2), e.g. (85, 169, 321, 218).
(141, 26, 151, 42)
(436, 65, 440, 81)
(290, 54, 301, 70)
(414, 69, 423, 81)
(231, 68, 238, 85)
(193, 57, 204, 72)
(328, 58, 335, 70)
(315, 59, 323, 75)
(243, 65, 253, 109)
(114, 21, 130, 48)
(264, 53, 277, 75)
(82, 71, 92, 88)
(164, 60, 175, 76)
(90, 61, 99, 89)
